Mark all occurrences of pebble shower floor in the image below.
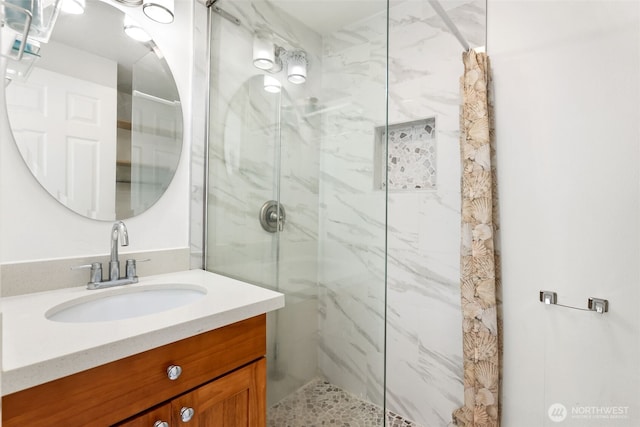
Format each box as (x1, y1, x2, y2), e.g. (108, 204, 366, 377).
(267, 378, 420, 427)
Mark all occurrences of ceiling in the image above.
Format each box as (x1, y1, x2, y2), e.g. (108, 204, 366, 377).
(265, 0, 478, 36)
(267, 0, 388, 35)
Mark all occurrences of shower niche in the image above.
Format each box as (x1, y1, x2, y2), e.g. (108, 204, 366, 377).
(375, 117, 437, 191)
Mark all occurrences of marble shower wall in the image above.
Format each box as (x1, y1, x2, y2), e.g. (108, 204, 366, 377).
(204, 0, 322, 406)
(386, 2, 485, 425)
(201, 0, 486, 424)
(316, 3, 388, 408)
(318, 1, 486, 425)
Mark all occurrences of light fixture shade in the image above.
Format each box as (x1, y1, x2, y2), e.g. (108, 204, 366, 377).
(124, 15, 152, 42)
(287, 50, 307, 84)
(143, 0, 174, 24)
(253, 32, 275, 70)
(61, 0, 85, 14)
(263, 75, 281, 94)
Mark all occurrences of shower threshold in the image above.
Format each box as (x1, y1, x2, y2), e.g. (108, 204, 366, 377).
(267, 378, 420, 427)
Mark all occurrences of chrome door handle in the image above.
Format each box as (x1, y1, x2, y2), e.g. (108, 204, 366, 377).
(180, 407, 195, 422)
(166, 364, 182, 380)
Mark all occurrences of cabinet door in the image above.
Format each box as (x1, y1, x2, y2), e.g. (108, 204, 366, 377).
(171, 358, 266, 427)
(115, 404, 171, 427)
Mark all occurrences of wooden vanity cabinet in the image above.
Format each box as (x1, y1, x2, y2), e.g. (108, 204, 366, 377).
(115, 405, 172, 427)
(2, 315, 267, 427)
(118, 359, 265, 427)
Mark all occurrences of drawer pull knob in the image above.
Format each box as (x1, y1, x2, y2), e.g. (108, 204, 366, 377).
(153, 422, 169, 427)
(180, 407, 195, 422)
(166, 364, 182, 380)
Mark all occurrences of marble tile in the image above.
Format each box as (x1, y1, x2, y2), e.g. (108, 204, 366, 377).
(201, 1, 486, 427)
(316, 1, 484, 426)
(205, 0, 325, 409)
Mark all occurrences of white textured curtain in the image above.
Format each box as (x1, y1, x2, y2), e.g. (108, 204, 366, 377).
(452, 50, 501, 427)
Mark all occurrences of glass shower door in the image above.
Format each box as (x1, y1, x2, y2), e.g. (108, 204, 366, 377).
(206, 9, 303, 407)
(206, 73, 282, 288)
(206, 0, 388, 425)
(206, 64, 291, 407)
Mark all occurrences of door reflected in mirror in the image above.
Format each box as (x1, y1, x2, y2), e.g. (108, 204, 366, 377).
(4, 0, 183, 220)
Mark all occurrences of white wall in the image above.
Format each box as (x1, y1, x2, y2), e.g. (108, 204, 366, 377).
(0, 0, 193, 263)
(488, 1, 640, 426)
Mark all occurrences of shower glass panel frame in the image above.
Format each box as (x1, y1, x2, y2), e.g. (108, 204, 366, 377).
(204, 0, 389, 424)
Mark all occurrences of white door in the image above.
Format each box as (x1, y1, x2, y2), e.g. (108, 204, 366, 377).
(6, 67, 117, 218)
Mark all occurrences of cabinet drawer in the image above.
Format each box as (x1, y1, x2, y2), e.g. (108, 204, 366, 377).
(117, 359, 266, 427)
(114, 404, 172, 427)
(3, 314, 266, 427)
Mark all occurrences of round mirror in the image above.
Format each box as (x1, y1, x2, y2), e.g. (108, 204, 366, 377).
(4, 0, 183, 220)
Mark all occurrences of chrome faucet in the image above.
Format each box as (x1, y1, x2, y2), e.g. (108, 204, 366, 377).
(109, 221, 129, 281)
(73, 221, 142, 290)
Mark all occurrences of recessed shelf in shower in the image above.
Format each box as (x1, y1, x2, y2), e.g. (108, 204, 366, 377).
(374, 117, 437, 191)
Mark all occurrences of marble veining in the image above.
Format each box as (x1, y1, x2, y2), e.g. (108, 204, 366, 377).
(205, 0, 323, 408)
(200, 0, 485, 425)
(318, 4, 387, 402)
(319, 0, 484, 425)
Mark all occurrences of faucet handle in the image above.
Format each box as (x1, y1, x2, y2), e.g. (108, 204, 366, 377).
(71, 262, 103, 284)
(125, 258, 150, 280)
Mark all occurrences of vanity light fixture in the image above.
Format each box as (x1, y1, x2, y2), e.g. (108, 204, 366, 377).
(124, 14, 152, 42)
(252, 32, 308, 85)
(286, 50, 307, 84)
(3, 0, 63, 43)
(142, 0, 174, 24)
(253, 31, 275, 70)
(61, 0, 86, 15)
(263, 75, 281, 94)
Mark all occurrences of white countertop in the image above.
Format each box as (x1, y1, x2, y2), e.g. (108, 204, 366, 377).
(1, 269, 285, 395)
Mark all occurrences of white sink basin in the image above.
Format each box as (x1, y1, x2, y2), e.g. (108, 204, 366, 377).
(45, 284, 207, 323)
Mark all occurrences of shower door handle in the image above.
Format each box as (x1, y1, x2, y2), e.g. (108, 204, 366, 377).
(259, 200, 286, 233)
